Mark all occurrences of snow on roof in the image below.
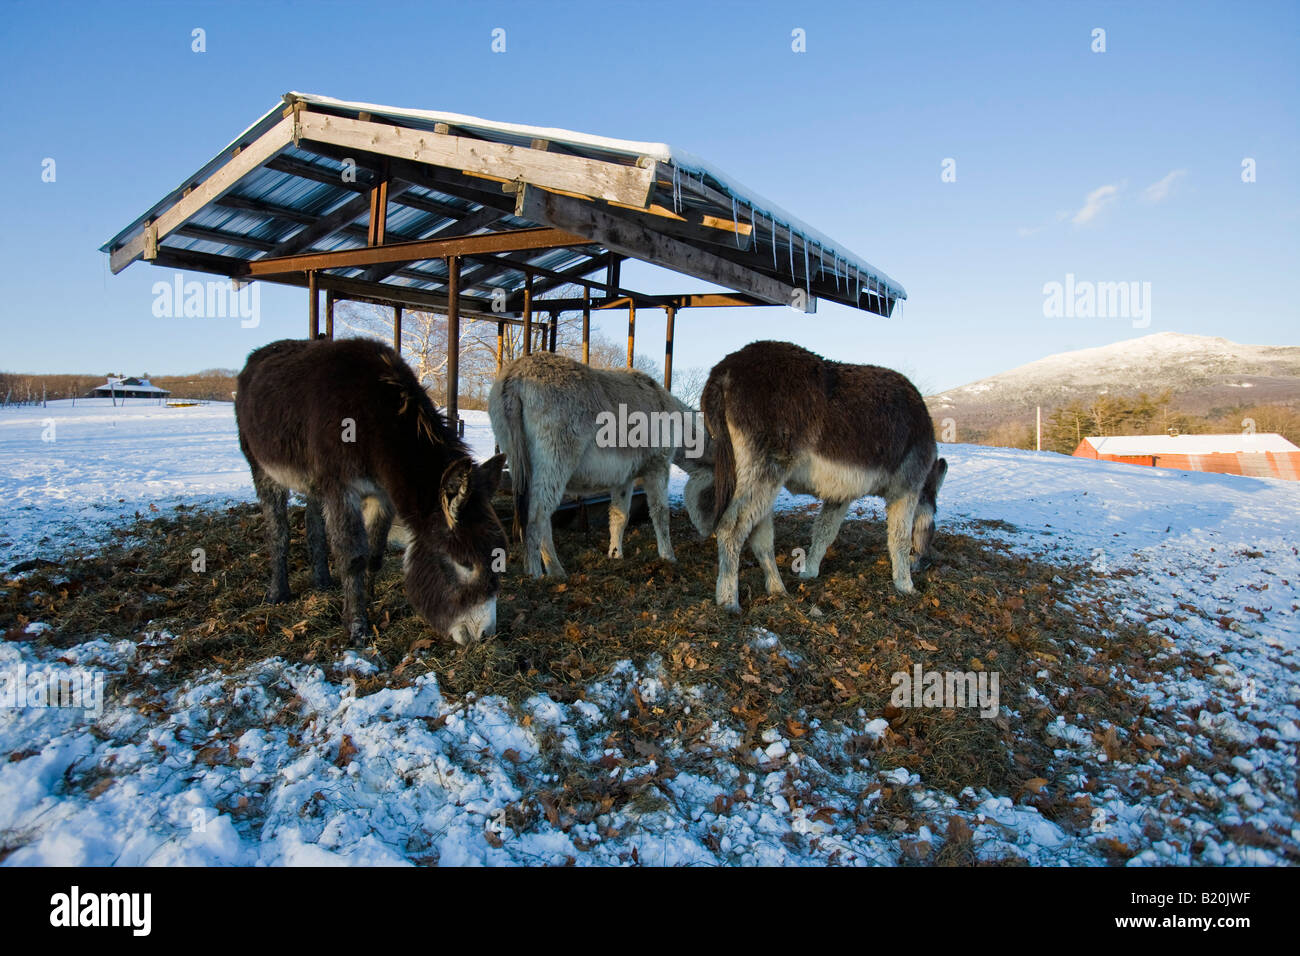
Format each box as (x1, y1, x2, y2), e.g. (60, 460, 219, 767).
(93, 378, 169, 394)
(1086, 433, 1300, 455)
(287, 94, 906, 299)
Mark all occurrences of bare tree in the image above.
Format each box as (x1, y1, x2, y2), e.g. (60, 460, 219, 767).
(670, 366, 709, 408)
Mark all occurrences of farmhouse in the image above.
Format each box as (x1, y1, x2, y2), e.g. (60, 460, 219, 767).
(1073, 433, 1300, 480)
(88, 377, 171, 400)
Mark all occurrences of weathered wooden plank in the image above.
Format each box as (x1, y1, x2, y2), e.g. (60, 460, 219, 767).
(296, 111, 656, 208)
(516, 187, 807, 309)
(246, 226, 591, 277)
(109, 116, 296, 273)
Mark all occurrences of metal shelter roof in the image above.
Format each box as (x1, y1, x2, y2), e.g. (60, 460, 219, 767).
(101, 92, 905, 318)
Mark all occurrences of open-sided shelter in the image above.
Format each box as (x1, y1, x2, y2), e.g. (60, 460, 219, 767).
(102, 92, 906, 424)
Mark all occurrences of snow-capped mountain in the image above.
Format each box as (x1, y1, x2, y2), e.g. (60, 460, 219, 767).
(927, 332, 1300, 432)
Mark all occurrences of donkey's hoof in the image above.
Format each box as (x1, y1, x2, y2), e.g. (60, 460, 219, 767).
(314, 575, 340, 590)
(718, 600, 742, 616)
(264, 588, 292, 605)
(893, 579, 916, 596)
(347, 621, 371, 646)
(797, 567, 819, 580)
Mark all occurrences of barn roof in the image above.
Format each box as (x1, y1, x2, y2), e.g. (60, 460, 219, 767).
(100, 92, 905, 318)
(1085, 433, 1300, 455)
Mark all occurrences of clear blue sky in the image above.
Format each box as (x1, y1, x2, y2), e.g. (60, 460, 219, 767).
(1, 0, 1296, 392)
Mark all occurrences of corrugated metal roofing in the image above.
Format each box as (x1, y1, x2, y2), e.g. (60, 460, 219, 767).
(102, 92, 906, 312)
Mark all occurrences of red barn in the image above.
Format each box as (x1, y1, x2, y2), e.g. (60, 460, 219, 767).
(1073, 433, 1300, 480)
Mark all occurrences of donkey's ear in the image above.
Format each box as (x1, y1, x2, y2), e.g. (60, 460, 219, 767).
(477, 453, 506, 493)
(440, 457, 475, 529)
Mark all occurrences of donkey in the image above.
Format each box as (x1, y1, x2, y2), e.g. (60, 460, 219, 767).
(685, 341, 947, 614)
(235, 337, 506, 646)
(488, 351, 713, 578)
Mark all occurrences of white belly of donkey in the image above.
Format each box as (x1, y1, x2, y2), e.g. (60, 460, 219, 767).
(784, 453, 885, 502)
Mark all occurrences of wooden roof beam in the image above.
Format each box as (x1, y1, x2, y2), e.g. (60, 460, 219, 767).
(464, 252, 671, 310)
(110, 114, 297, 273)
(245, 226, 594, 278)
(296, 110, 657, 208)
(515, 186, 807, 310)
(361, 202, 510, 283)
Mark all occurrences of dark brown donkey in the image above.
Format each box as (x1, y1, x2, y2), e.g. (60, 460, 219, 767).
(235, 338, 506, 646)
(685, 341, 947, 613)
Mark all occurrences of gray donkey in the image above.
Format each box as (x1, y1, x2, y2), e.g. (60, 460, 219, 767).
(685, 340, 947, 613)
(489, 351, 713, 578)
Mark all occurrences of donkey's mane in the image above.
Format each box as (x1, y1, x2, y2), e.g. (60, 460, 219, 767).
(377, 350, 466, 455)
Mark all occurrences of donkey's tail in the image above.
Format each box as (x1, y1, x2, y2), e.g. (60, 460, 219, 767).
(701, 373, 735, 530)
(490, 378, 530, 543)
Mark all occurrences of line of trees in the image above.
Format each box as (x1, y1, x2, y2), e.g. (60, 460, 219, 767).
(0, 370, 241, 405)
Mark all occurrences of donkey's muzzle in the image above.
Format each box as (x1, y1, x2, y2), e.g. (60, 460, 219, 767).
(448, 596, 498, 646)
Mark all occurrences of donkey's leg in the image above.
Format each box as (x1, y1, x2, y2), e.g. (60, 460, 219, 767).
(320, 487, 372, 644)
(715, 480, 781, 614)
(641, 462, 676, 562)
(885, 491, 920, 594)
(362, 493, 394, 595)
(304, 496, 335, 590)
(748, 511, 786, 596)
(801, 499, 852, 579)
(254, 471, 292, 604)
(607, 480, 635, 560)
(525, 473, 567, 579)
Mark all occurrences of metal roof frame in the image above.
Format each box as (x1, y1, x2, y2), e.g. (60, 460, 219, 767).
(101, 92, 908, 421)
(102, 92, 905, 317)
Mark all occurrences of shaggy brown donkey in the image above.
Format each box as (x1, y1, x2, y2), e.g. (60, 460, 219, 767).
(236, 338, 506, 646)
(686, 341, 946, 614)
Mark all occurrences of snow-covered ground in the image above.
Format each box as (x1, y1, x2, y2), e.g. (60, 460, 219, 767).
(1, 399, 1297, 865)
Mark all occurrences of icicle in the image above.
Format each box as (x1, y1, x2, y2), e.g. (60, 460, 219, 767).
(803, 239, 811, 300)
(732, 197, 745, 249)
(747, 203, 757, 252)
(787, 227, 794, 278)
(672, 165, 681, 214)
(771, 213, 778, 269)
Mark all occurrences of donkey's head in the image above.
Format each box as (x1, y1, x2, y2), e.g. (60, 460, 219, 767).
(910, 457, 948, 571)
(684, 469, 717, 539)
(405, 453, 507, 646)
(675, 407, 719, 539)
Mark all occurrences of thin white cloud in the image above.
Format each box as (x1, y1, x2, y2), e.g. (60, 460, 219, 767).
(1142, 168, 1187, 203)
(1072, 184, 1120, 225)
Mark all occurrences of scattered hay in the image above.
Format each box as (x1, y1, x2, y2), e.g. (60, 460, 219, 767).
(0, 497, 1171, 812)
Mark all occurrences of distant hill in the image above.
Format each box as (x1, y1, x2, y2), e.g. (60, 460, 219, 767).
(927, 332, 1300, 437)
